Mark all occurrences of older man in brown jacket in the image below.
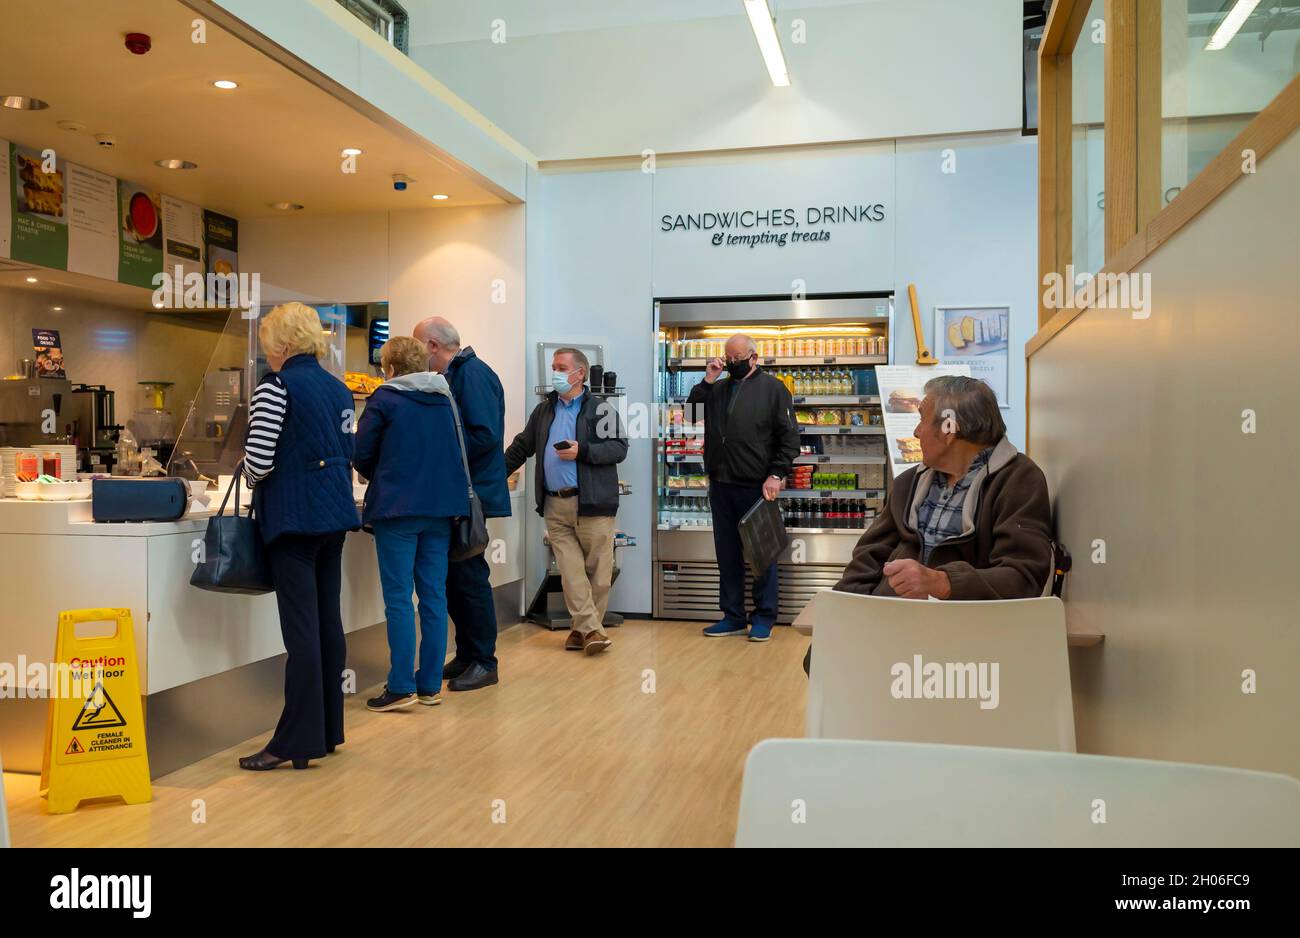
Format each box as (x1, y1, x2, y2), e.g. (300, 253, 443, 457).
(805, 376, 1053, 673)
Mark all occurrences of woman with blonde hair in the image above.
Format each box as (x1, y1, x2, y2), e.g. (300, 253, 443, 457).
(238, 302, 360, 771)
(353, 335, 468, 711)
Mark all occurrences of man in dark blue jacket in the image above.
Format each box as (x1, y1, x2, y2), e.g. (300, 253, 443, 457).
(416, 317, 511, 691)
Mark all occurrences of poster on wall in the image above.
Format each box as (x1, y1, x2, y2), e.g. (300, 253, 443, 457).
(0, 139, 10, 258)
(202, 209, 239, 307)
(65, 162, 119, 280)
(117, 180, 164, 288)
(10, 143, 68, 270)
(935, 305, 1010, 408)
(32, 328, 66, 379)
(875, 363, 971, 479)
(163, 195, 204, 285)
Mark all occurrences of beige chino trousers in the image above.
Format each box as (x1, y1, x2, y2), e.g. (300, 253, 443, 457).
(544, 495, 615, 636)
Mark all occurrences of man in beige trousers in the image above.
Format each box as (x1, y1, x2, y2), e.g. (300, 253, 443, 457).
(504, 349, 628, 654)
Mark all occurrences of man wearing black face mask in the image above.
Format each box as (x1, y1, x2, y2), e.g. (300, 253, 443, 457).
(686, 333, 800, 642)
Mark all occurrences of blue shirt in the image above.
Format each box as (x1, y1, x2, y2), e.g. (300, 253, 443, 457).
(543, 391, 584, 491)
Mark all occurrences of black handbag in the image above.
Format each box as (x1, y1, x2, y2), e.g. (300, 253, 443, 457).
(446, 394, 490, 562)
(189, 471, 274, 595)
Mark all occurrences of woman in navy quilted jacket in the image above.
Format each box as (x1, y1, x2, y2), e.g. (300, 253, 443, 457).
(239, 302, 360, 771)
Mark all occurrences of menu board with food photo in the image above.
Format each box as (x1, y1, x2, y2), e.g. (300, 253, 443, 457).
(9, 143, 69, 270)
(32, 328, 66, 379)
(203, 209, 239, 307)
(875, 363, 970, 479)
(118, 180, 164, 288)
(0, 139, 11, 258)
(936, 305, 1010, 408)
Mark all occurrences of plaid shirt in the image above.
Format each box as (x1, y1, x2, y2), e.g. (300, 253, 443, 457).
(916, 448, 993, 564)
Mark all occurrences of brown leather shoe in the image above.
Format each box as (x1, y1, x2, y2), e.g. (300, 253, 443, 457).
(583, 631, 612, 656)
(564, 630, 584, 651)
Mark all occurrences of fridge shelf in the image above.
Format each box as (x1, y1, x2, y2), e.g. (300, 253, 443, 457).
(663, 394, 881, 406)
(797, 426, 885, 435)
(660, 487, 883, 499)
(657, 524, 872, 535)
(793, 454, 887, 465)
(667, 356, 887, 369)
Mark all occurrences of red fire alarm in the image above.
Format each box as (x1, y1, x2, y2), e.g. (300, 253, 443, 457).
(124, 33, 152, 55)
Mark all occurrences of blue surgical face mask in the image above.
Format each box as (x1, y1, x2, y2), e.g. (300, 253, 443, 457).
(551, 370, 575, 394)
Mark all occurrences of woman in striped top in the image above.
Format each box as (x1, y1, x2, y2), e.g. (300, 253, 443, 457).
(236, 302, 359, 773)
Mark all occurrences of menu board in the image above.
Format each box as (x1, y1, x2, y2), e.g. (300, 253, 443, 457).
(163, 195, 204, 284)
(66, 162, 118, 280)
(117, 180, 164, 289)
(875, 363, 971, 479)
(936, 306, 1010, 408)
(9, 143, 68, 270)
(32, 328, 65, 379)
(3, 136, 237, 294)
(203, 209, 239, 306)
(0, 140, 10, 258)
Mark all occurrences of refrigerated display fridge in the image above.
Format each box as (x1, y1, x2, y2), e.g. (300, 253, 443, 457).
(653, 294, 895, 623)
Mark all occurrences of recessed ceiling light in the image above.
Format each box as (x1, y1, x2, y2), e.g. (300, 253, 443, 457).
(155, 159, 198, 170)
(269, 202, 305, 211)
(26, 277, 38, 283)
(52, 306, 63, 311)
(431, 194, 449, 200)
(341, 147, 363, 157)
(212, 79, 239, 90)
(2, 95, 49, 110)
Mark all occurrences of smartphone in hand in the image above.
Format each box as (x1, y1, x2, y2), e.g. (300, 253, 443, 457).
(553, 440, 572, 451)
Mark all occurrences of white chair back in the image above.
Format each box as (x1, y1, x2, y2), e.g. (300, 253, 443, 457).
(737, 738, 1300, 847)
(807, 591, 1075, 751)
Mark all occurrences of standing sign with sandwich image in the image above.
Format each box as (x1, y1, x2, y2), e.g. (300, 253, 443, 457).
(875, 364, 971, 480)
(935, 305, 1010, 408)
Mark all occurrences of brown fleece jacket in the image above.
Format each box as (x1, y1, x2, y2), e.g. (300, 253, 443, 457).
(834, 436, 1054, 600)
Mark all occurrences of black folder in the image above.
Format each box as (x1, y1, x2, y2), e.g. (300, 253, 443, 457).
(738, 496, 791, 577)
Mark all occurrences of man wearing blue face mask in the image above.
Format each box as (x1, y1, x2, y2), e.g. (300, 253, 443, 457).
(505, 348, 628, 654)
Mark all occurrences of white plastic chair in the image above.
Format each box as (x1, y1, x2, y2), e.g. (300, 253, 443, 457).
(736, 738, 1300, 847)
(805, 591, 1075, 751)
(0, 752, 10, 848)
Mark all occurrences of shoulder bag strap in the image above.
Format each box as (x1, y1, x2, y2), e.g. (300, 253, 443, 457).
(445, 395, 476, 500)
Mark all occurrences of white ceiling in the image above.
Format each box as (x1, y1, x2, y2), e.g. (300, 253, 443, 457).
(407, 0, 871, 45)
(0, 0, 505, 220)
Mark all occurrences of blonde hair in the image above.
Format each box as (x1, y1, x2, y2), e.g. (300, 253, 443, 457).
(380, 336, 428, 378)
(259, 302, 326, 361)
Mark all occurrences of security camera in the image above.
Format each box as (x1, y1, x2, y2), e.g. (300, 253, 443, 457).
(392, 173, 413, 191)
(95, 134, 117, 149)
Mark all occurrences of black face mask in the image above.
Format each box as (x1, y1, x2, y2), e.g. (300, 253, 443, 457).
(725, 358, 753, 381)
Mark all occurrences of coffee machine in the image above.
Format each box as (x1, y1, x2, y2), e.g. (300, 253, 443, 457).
(68, 384, 122, 472)
(0, 377, 73, 446)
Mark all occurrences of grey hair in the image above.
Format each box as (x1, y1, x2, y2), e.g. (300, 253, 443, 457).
(923, 375, 1005, 446)
(415, 317, 460, 349)
(729, 333, 758, 357)
(553, 346, 589, 378)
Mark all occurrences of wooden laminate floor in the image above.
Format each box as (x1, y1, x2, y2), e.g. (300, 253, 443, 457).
(3, 619, 809, 848)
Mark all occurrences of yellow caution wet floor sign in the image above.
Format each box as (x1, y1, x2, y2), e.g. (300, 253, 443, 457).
(40, 608, 152, 814)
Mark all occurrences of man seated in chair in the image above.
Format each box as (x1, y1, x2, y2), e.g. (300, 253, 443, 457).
(805, 376, 1053, 674)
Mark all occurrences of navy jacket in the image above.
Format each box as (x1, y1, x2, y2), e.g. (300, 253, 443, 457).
(443, 347, 511, 519)
(252, 354, 361, 544)
(353, 371, 470, 526)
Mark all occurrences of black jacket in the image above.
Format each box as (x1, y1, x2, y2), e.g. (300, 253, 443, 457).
(505, 389, 628, 517)
(686, 367, 800, 484)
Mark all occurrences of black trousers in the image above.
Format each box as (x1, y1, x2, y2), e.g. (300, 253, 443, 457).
(266, 532, 347, 760)
(446, 552, 498, 671)
(709, 480, 779, 627)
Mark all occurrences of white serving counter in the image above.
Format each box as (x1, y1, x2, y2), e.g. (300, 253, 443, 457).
(0, 488, 525, 774)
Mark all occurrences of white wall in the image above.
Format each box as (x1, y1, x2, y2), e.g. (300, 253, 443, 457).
(409, 0, 1023, 160)
(1028, 127, 1300, 778)
(243, 206, 527, 441)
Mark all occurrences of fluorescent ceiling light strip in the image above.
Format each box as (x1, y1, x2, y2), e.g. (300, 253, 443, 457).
(1205, 0, 1260, 51)
(743, 0, 790, 87)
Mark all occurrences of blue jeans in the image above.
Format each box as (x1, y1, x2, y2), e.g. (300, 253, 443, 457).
(373, 516, 452, 695)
